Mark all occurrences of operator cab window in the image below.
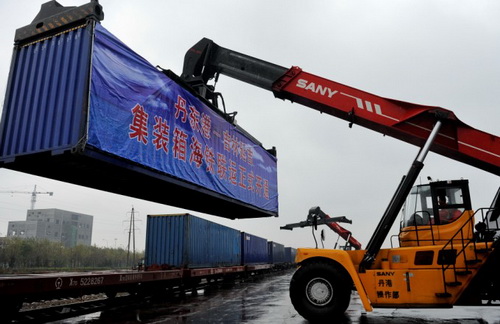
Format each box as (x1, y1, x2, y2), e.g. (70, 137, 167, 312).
(434, 187, 465, 224)
(402, 180, 471, 227)
(402, 184, 433, 226)
(431, 180, 471, 225)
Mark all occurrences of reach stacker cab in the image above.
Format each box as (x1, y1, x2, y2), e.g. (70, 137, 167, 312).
(399, 179, 474, 247)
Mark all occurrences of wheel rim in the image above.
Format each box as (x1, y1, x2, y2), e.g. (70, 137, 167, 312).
(305, 277, 333, 306)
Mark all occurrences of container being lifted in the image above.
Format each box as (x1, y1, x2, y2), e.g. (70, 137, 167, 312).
(0, 1, 278, 219)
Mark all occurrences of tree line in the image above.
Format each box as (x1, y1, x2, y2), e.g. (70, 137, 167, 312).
(0, 237, 144, 273)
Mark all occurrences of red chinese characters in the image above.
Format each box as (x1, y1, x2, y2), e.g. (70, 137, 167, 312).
(238, 166, 246, 189)
(229, 160, 237, 185)
(201, 113, 211, 139)
(204, 146, 215, 174)
(128, 96, 272, 202)
(152, 116, 170, 153)
(174, 95, 188, 123)
(217, 153, 227, 180)
(189, 136, 203, 168)
(222, 130, 254, 165)
(129, 104, 149, 144)
(173, 127, 188, 161)
(188, 106, 200, 131)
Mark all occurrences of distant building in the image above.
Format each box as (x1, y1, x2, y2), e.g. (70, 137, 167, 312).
(7, 208, 93, 247)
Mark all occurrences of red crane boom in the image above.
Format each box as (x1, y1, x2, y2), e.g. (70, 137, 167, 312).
(182, 38, 499, 176)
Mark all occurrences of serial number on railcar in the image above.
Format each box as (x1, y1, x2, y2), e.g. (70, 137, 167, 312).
(69, 276, 105, 287)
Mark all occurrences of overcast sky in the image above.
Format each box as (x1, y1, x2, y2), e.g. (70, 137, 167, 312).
(0, 0, 498, 252)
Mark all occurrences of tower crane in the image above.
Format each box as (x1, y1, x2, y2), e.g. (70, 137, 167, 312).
(0, 185, 53, 210)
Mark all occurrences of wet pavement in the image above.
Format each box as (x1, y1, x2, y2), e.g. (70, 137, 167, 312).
(54, 269, 500, 323)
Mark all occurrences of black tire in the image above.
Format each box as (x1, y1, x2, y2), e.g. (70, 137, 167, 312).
(290, 261, 351, 322)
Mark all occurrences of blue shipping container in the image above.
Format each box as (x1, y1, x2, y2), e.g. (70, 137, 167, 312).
(241, 232, 268, 265)
(0, 24, 93, 160)
(0, 14, 278, 220)
(145, 214, 241, 268)
(268, 241, 286, 264)
(284, 247, 297, 264)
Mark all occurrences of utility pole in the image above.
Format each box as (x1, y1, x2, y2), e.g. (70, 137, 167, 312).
(126, 207, 137, 268)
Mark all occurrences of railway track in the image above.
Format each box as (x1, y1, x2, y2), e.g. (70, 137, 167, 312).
(10, 294, 134, 323)
(7, 271, 279, 323)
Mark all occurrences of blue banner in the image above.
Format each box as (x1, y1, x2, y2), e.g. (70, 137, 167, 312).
(88, 24, 278, 213)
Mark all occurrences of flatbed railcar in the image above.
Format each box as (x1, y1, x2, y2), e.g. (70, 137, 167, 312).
(0, 262, 293, 314)
(0, 213, 296, 313)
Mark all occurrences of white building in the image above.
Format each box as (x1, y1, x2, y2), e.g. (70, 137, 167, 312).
(7, 208, 93, 247)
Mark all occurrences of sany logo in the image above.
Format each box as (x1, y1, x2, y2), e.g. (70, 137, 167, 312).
(296, 79, 338, 98)
(295, 79, 398, 122)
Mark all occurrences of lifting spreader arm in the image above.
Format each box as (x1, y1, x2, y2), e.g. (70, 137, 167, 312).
(280, 206, 362, 250)
(280, 206, 351, 230)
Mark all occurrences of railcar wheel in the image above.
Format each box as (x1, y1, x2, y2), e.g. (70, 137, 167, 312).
(290, 261, 351, 322)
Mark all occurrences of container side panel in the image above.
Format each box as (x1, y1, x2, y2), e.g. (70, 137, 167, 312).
(268, 241, 273, 264)
(210, 222, 241, 267)
(187, 216, 201, 267)
(145, 214, 241, 268)
(144, 217, 150, 265)
(0, 25, 92, 160)
(144, 215, 155, 266)
(291, 248, 297, 263)
(145, 215, 158, 266)
(87, 24, 278, 214)
(284, 247, 293, 263)
(275, 242, 285, 263)
(268, 241, 286, 264)
(146, 214, 183, 268)
(241, 232, 268, 265)
(165, 216, 173, 266)
(177, 216, 186, 267)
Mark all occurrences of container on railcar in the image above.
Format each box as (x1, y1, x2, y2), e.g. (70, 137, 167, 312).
(284, 247, 297, 264)
(145, 214, 241, 269)
(267, 241, 286, 264)
(241, 232, 269, 265)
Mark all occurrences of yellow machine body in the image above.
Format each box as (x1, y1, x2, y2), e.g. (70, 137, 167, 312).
(296, 209, 495, 312)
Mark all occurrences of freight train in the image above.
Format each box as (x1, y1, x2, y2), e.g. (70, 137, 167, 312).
(0, 213, 296, 314)
(145, 214, 295, 270)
